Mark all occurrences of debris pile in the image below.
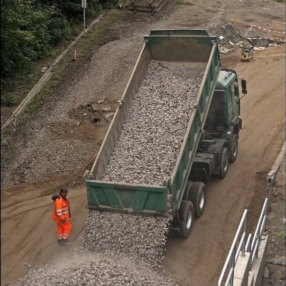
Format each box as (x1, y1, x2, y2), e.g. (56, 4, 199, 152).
(209, 23, 242, 45)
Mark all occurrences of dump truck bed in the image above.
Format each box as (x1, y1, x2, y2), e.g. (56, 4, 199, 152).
(84, 30, 221, 217)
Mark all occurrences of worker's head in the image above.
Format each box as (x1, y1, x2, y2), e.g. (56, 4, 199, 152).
(60, 188, 68, 198)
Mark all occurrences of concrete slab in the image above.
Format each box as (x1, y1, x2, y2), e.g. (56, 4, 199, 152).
(233, 252, 251, 286)
(248, 271, 254, 286)
(251, 234, 269, 286)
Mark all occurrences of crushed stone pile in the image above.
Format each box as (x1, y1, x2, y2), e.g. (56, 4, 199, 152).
(15, 252, 177, 286)
(82, 211, 170, 268)
(102, 60, 203, 186)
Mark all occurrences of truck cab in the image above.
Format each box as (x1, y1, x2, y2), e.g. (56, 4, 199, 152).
(207, 68, 242, 137)
(189, 69, 247, 186)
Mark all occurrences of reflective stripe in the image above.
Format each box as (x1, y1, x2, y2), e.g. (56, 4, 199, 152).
(56, 208, 63, 212)
(63, 233, 69, 239)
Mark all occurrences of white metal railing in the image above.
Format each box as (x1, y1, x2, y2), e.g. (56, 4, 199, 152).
(218, 209, 248, 286)
(249, 198, 268, 269)
(218, 198, 269, 286)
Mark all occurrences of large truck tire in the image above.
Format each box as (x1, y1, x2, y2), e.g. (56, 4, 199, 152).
(178, 200, 194, 238)
(183, 181, 192, 200)
(219, 147, 229, 178)
(189, 182, 206, 217)
(229, 134, 238, 163)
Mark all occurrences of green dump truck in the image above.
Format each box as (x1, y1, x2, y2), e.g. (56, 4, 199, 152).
(84, 30, 247, 238)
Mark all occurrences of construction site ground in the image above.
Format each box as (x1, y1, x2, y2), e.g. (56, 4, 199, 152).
(1, 0, 285, 285)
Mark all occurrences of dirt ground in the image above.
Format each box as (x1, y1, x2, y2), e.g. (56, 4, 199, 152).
(1, 0, 285, 285)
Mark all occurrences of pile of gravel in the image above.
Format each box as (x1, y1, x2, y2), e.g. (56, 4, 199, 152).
(81, 211, 170, 268)
(102, 60, 203, 186)
(15, 252, 177, 286)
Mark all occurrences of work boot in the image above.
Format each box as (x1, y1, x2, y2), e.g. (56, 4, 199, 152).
(61, 239, 72, 246)
(58, 239, 63, 244)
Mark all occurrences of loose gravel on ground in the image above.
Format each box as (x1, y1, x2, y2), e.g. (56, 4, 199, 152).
(15, 252, 177, 286)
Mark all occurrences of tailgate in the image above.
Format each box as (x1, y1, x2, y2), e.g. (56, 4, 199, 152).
(85, 179, 168, 216)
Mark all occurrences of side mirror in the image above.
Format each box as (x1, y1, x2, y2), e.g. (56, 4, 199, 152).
(241, 79, 247, 95)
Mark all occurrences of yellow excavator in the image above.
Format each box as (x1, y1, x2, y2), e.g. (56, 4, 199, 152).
(239, 44, 254, 61)
(238, 37, 255, 62)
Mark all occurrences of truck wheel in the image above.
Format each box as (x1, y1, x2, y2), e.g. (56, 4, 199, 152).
(189, 182, 206, 217)
(178, 200, 194, 238)
(219, 147, 229, 178)
(229, 134, 238, 163)
(183, 181, 192, 200)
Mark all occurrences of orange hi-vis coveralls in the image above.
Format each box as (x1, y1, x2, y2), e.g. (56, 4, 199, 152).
(52, 195, 72, 240)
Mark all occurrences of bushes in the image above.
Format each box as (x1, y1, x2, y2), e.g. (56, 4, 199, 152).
(0, 0, 108, 100)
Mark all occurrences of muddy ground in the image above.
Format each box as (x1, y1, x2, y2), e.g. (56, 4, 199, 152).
(1, 0, 285, 285)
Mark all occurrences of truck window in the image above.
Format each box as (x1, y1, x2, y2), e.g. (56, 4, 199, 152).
(231, 82, 239, 98)
(231, 84, 235, 97)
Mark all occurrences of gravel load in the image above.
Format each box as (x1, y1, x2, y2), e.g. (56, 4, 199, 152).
(102, 60, 204, 186)
(15, 252, 177, 286)
(82, 211, 170, 267)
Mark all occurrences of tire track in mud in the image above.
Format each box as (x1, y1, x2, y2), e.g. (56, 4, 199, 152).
(1, 207, 51, 261)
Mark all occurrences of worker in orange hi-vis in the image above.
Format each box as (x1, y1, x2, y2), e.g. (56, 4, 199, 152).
(52, 188, 72, 245)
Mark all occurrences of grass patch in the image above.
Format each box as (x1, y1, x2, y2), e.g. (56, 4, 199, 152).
(277, 230, 286, 239)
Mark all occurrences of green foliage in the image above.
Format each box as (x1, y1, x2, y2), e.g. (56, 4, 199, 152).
(277, 231, 286, 239)
(1, 93, 18, 107)
(1, 0, 115, 105)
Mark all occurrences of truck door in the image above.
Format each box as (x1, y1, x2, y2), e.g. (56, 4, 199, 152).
(231, 82, 240, 117)
(226, 83, 240, 123)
